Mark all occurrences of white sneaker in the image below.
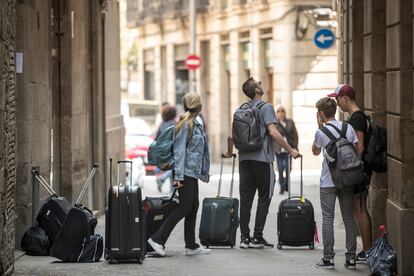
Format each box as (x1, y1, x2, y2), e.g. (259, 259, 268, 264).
(147, 238, 166, 257)
(185, 246, 211, 256)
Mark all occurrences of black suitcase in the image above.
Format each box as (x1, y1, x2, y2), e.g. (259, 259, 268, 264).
(143, 190, 179, 252)
(277, 156, 315, 249)
(105, 159, 145, 264)
(199, 154, 239, 248)
(32, 167, 72, 242)
(50, 164, 99, 262)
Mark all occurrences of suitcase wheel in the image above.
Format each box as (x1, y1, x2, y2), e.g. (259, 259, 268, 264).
(137, 258, 143, 265)
(109, 259, 118, 264)
(309, 243, 315, 250)
(277, 243, 282, 250)
(206, 245, 209, 249)
(231, 246, 233, 249)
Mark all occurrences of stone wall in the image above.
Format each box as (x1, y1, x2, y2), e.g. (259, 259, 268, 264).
(384, 1, 414, 275)
(339, 0, 414, 274)
(0, 0, 16, 274)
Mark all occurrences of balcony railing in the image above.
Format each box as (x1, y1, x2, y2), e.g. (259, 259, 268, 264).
(127, 0, 210, 26)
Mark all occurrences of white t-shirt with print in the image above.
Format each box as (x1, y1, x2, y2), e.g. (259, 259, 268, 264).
(313, 120, 358, 188)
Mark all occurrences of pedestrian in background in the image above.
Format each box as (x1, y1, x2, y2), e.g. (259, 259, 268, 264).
(148, 93, 211, 256)
(273, 105, 299, 195)
(329, 84, 373, 263)
(225, 77, 300, 249)
(155, 102, 169, 130)
(312, 97, 358, 269)
(154, 105, 177, 193)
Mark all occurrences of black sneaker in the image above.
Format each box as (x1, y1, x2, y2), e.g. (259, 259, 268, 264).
(249, 237, 274, 249)
(345, 259, 357, 269)
(316, 258, 335, 269)
(356, 251, 367, 263)
(240, 236, 250, 249)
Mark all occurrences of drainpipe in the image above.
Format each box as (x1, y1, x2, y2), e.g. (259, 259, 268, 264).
(100, 0, 108, 207)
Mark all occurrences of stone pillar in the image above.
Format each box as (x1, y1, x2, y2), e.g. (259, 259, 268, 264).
(154, 45, 162, 101)
(385, 1, 414, 274)
(15, 0, 53, 247)
(274, 22, 293, 116)
(350, 0, 365, 106)
(363, 0, 388, 238)
(102, 0, 125, 210)
(210, 34, 227, 160)
(229, 31, 242, 106)
(250, 28, 261, 80)
(0, 0, 16, 274)
(166, 43, 175, 105)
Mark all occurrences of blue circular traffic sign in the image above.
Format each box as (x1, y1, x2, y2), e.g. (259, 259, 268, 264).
(314, 29, 335, 49)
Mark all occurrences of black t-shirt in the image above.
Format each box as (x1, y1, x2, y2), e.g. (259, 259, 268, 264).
(348, 110, 368, 150)
(347, 110, 372, 176)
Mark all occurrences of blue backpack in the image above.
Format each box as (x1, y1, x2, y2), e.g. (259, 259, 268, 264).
(148, 125, 175, 170)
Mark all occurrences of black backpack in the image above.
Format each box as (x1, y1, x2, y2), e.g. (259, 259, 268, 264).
(21, 225, 51, 256)
(232, 101, 266, 151)
(364, 116, 387, 173)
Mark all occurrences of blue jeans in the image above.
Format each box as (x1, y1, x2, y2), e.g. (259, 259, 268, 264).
(155, 167, 173, 193)
(275, 152, 291, 192)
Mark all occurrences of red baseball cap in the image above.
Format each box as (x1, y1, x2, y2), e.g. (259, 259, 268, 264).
(328, 84, 356, 98)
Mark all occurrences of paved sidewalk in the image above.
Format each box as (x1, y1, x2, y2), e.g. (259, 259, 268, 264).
(15, 162, 370, 275)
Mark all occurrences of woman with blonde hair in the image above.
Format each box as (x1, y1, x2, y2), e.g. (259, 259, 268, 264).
(148, 93, 211, 256)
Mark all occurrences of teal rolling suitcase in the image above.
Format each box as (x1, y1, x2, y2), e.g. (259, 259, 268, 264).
(199, 154, 239, 248)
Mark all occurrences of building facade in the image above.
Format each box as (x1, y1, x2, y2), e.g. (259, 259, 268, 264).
(0, 1, 124, 274)
(338, 0, 414, 274)
(125, 0, 338, 166)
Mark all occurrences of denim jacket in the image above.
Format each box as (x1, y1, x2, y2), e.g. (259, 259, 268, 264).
(173, 119, 210, 183)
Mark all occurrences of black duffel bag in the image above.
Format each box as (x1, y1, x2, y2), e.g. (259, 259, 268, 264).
(77, 234, 103, 262)
(21, 225, 51, 256)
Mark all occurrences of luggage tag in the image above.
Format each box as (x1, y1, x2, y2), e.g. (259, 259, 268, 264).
(300, 196, 305, 204)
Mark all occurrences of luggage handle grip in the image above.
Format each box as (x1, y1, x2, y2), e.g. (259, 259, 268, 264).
(117, 160, 133, 186)
(221, 154, 236, 158)
(117, 160, 132, 164)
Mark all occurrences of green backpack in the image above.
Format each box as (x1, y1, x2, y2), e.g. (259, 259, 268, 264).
(148, 125, 175, 170)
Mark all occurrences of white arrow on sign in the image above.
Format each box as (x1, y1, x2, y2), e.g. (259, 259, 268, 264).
(316, 34, 334, 44)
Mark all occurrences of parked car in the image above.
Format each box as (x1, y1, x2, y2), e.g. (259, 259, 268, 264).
(125, 118, 156, 175)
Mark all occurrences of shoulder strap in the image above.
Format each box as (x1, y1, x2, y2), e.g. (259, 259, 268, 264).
(320, 126, 337, 143)
(326, 123, 346, 139)
(341, 122, 348, 137)
(256, 101, 266, 109)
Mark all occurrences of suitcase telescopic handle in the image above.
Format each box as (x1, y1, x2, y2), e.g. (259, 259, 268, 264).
(76, 163, 99, 205)
(287, 155, 303, 199)
(117, 160, 133, 186)
(31, 167, 57, 196)
(217, 154, 237, 198)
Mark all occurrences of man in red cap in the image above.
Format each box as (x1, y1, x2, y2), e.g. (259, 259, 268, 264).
(328, 84, 373, 263)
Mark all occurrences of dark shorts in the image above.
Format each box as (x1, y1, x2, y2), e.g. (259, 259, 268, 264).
(354, 172, 371, 199)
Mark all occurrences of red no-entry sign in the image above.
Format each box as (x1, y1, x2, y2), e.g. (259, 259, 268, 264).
(185, 55, 201, 70)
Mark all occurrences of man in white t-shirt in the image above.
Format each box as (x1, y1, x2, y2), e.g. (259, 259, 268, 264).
(312, 97, 358, 270)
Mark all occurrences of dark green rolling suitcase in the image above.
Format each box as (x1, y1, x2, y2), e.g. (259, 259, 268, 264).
(199, 154, 239, 248)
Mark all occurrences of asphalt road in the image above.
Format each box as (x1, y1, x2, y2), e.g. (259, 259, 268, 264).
(15, 161, 370, 275)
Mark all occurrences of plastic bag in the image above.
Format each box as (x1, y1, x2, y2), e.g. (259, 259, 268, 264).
(366, 225, 397, 276)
